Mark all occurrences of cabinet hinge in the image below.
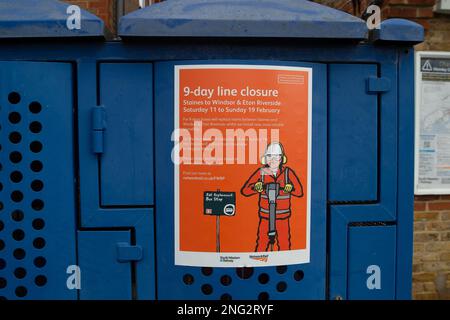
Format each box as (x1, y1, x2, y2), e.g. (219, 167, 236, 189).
(92, 105, 106, 154)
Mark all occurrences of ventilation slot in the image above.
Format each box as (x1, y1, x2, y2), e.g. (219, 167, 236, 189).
(349, 221, 396, 227)
(328, 200, 378, 205)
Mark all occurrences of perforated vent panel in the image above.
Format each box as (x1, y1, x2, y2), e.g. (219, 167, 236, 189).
(0, 93, 47, 299)
(0, 62, 76, 300)
(178, 266, 306, 300)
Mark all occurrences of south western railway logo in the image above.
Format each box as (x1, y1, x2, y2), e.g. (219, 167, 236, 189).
(249, 255, 269, 263)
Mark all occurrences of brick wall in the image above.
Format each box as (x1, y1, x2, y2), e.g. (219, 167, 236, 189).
(64, 0, 114, 32)
(413, 196, 450, 299)
(315, 0, 389, 17)
(63, 0, 163, 35)
(422, 13, 450, 51)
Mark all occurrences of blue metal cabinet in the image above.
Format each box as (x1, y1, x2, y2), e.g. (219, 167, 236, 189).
(0, 0, 423, 300)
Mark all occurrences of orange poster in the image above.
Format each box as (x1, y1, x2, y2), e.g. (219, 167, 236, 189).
(174, 65, 312, 267)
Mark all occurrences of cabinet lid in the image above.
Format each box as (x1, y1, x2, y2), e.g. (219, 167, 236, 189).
(119, 0, 368, 40)
(0, 0, 105, 39)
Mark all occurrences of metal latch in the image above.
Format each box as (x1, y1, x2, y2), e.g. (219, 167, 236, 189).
(366, 76, 391, 93)
(116, 243, 143, 263)
(92, 106, 106, 154)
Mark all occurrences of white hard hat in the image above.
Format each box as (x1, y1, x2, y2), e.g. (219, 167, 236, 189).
(264, 142, 284, 156)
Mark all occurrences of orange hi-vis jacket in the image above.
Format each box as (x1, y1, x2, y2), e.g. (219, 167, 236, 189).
(241, 166, 303, 220)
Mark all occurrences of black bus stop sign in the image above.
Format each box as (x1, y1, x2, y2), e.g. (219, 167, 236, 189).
(204, 191, 236, 216)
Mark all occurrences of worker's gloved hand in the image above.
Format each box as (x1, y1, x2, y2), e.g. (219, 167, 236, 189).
(284, 183, 293, 193)
(254, 182, 264, 193)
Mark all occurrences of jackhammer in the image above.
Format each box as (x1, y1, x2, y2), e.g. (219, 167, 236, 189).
(265, 183, 280, 252)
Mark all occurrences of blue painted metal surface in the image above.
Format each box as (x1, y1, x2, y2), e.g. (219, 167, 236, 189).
(0, 0, 105, 38)
(347, 226, 396, 300)
(92, 106, 106, 154)
(367, 77, 391, 93)
(328, 64, 379, 202)
(99, 63, 154, 207)
(370, 19, 424, 43)
(78, 231, 133, 300)
(0, 61, 76, 299)
(155, 60, 327, 300)
(119, 0, 368, 40)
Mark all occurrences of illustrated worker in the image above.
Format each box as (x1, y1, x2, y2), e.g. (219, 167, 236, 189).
(241, 142, 303, 252)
